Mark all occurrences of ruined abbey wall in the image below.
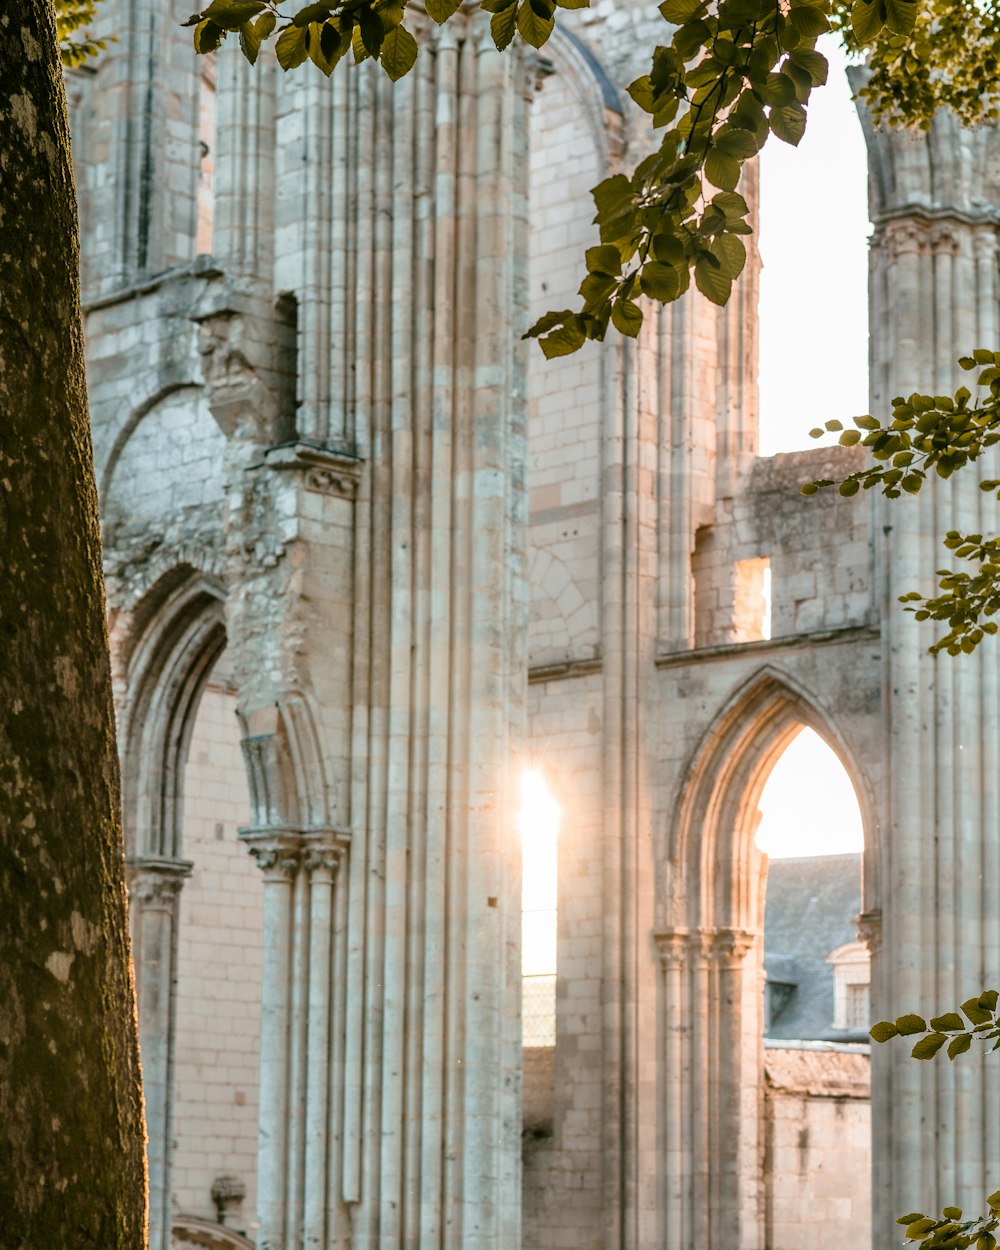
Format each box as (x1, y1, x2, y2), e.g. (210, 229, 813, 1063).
(69, 4, 1000, 1249)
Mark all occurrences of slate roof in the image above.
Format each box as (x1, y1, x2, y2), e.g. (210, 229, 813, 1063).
(763, 852, 866, 1043)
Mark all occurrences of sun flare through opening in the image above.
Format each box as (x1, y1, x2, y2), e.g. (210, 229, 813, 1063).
(519, 768, 561, 1047)
(755, 726, 863, 859)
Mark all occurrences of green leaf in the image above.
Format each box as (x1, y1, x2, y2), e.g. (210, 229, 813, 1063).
(516, 0, 554, 46)
(425, 0, 461, 19)
(351, 22, 370, 60)
(943, 1208, 963, 1221)
(255, 10, 277, 38)
(640, 261, 680, 301)
(987, 1190, 1000, 1211)
(592, 174, 634, 225)
(694, 254, 731, 306)
(980, 989, 999, 1011)
(906, 1219, 939, 1238)
(586, 245, 622, 276)
(705, 149, 740, 192)
(884, 0, 916, 33)
(715, 127, 759, 160)
(962, 997, 993, 1025)
(539, 317, 587, 358)
(659, 0, 705, 20)
(788, 47, 828, 86)
(930, 1013, 966, 1032)
(789, 4, 829, 36)
(711, 233, 746, 279)
(611, 299, 643, 337)
(293, 2, 333, 25)
(948, 1033, 973, 1059)
(899, 1215, 927, 1226)
(490, 2, 518, 48)
(839, 479, 860, 497)
(911, 1032, 948, 1060)
(309, 19, 344, 72)
(276, 21, 309, 66)
(712, 191, 749, 218)
(358, 5, 384, 56)
(851, 0, 884, 42)
(770, 101, 807, 146)
(204, 0, 266, 28)
(239, 19, 260, 61)
(895, 1014, 927, 1035)
(193, 17, 225, 52)
(380, 22, 417, 78)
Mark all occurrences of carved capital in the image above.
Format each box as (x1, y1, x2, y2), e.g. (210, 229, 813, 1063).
(653, 929, 691, 971)
(929, 221, 961, 256)
(239, 828, 304, 881)
(712, 927, 756, 967)
(879, 217, 928, 258)
(855, 909, 882, 955)
(126, 857, 194, 908)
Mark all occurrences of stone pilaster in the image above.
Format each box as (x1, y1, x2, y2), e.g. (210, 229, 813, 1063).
(127, 856, 193, 1250)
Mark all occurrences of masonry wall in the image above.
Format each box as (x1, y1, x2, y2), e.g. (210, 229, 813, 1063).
(173, 657, 261, 1232)
(764, 1048, 871, 1250)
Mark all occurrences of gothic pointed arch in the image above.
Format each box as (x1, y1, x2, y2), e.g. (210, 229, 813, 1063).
(665, 663, 877, 933)
(655, 664, 877, 1250)
(119, 566, 228, 861)
(238, 688, 335, 837)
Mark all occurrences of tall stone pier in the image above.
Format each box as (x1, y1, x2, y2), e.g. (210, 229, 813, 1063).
(863, 113, 1000, 1240)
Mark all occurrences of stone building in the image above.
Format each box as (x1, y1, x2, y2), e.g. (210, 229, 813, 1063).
(67, 2, 1000, 1248)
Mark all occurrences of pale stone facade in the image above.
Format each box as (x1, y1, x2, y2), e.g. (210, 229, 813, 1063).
(67, 4, 1000, 1250)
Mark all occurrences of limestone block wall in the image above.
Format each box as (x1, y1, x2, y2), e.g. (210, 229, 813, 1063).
(764, 1047, 871, 1250)
(173, 660, 260, 1231)
(526, 40, 609, 671)
(691, 445, 873, 648)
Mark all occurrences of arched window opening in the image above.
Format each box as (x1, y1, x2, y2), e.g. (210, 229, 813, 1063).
(757, 35, 869, 455)
(519, 769, 560, 1049)
(756, 724, 871, 1246)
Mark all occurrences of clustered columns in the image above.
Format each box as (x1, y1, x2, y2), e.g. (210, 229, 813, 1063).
(126, 855, 193, 1250)
(655, 928, 761, 1250)
(863, 113, 1000, 1240)
(241, 828, 349, 1250)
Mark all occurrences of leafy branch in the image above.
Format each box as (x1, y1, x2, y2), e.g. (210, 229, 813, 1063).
(870, 993, 1000, 1250)
(801, 352, 1000, 654)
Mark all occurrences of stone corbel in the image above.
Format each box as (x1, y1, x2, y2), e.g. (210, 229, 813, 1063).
(263, 441, 364, 501)
(855, 909, 882, 956)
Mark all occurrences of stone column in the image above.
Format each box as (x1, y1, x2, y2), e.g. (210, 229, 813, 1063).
(127, 855, 192, 1250)
(863, 113, 1000, 1240)
(655, 927, 761, 1250)
(241, 830, 303, 1250)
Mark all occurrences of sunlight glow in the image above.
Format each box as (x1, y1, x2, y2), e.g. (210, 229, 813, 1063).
(519, 769, 560, 977)
(754, 727, 863, 858)
(757, 35, 870, 455)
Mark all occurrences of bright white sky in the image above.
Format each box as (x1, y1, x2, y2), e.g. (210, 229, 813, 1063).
(757, 34, 871, 455)
(754, 727, 865, 857)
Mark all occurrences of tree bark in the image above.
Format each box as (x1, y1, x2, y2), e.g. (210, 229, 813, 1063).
(0, 4, 147, 1246)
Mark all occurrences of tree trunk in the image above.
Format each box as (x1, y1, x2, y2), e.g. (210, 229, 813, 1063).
(0, 4, 147, 1247)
